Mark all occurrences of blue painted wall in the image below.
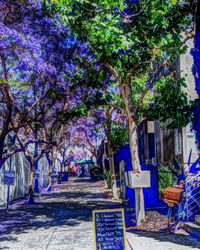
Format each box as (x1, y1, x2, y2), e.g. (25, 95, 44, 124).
(114, 144, 163, 209)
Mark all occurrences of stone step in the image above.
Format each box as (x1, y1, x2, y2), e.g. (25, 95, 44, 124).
(195, 214, 200, 226)
(184, 222, 200, 238)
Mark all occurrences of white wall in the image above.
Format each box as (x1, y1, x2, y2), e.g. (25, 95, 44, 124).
(0, 153, 29, 207)
(0, 153, 50, 208)
(180, 37, 199, 166)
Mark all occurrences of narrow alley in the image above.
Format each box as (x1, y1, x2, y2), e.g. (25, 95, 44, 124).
(1, 177, 200, 250)
(0, 177, 121, 250)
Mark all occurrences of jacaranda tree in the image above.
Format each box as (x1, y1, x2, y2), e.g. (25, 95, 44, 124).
(0, 0, 104, 203)
(53, 0, 193, 225)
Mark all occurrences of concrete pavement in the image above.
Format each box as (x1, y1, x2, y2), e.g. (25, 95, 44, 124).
(126, 231, 200, 250)
(1, 177, 200, 250)
(0, 177, 121, 250)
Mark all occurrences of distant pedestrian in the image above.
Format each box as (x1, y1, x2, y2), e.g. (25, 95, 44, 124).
(85, 165, 88, 176)
(76, 165, 79, 176)
(81, 165, 85, 176)
(71, 166, 76, 176)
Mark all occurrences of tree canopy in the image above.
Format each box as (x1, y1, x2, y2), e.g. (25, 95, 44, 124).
(0, 0, 196, 224)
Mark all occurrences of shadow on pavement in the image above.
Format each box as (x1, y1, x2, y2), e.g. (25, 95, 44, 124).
(72, 178, 96, 183)
(127, 230, 200, 249)
(0, 189, 121, 243)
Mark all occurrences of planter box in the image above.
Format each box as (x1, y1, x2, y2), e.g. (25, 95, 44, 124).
(163, 187, 184, 203)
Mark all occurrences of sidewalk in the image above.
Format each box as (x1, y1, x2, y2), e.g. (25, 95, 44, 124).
(0, 177, 200, 250)
(126, 230, 200, 250)
(0, 177, 122, 250)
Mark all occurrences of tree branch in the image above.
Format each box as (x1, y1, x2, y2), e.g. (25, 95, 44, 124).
(134, 33, 195, 113)
(102, 62, 121, 81)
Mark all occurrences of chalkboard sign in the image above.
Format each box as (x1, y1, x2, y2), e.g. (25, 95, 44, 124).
(3, 170, 15, 185)
(93, 208, 126, 250)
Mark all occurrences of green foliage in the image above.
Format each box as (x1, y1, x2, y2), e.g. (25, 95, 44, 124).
(47, 0, 193, 150)
(53, 0, 191, 79)
(103, 169, 112, 189)
(53, 0, 191, 126)
(158, 165, 174, 196)
(158, 161, 183, 195)
(147, 77, 194, 129)
(90, 164, 103, 180)
(111, 123, 128, 152)
(158, 169, 174, 190)
(56, 106, 88, 124)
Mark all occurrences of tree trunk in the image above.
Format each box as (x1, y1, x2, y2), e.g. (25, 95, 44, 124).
(0, 141, 6, 168)
(46, 152, 54, 191)
(106, 109, 118, 199)
(129, 119, 145, 225)
(120, 78, 145, 225)
(27, 166, 35, 204)
(102, 140, 108, 188)
(48, 162, 53, 186)
(34, 144, 39, 194)
(0, 56, 13, 166)
(58, 160, 63, 184)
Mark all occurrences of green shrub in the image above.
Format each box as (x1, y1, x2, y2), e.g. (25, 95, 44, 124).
(90, 165, 102, 181)
(158, 170, 174, 190)
(103, 169, 112, 189)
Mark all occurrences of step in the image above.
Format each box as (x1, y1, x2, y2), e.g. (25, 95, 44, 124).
(195, 215, 200, 226)
(184, 222, 200, 237)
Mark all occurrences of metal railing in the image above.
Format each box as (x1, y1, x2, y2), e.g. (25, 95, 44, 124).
(185, 172, 200, 221)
